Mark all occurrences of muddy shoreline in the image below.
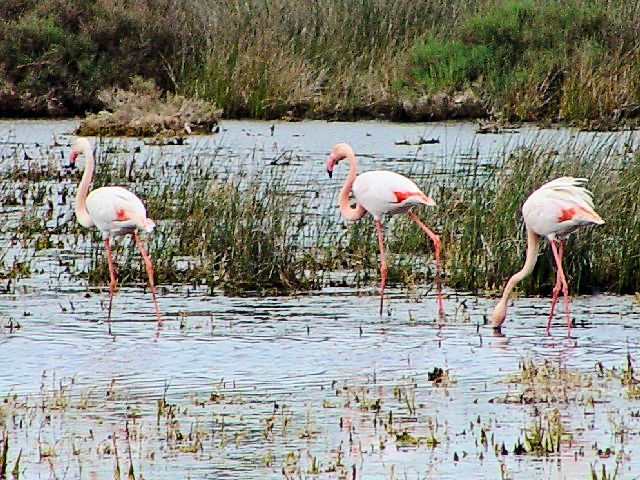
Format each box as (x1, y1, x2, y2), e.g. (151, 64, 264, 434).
(0, 91, 488, 123)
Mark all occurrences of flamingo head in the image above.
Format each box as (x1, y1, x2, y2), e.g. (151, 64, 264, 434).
(326, 143, 355, 178)
(326, 154, 337, 178)
(490, 300, 507, 329)
(68, 138, 92, 168)
(68, 150, 79, 168)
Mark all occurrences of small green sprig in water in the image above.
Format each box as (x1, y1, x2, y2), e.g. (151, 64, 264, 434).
(590, 462, 619, 480)
(514, 410, 567, 455)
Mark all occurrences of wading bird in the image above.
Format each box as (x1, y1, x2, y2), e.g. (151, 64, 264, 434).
(326, 142, 443, 316)
(69, 138, 162, 323)
(490, 177, 604, 335)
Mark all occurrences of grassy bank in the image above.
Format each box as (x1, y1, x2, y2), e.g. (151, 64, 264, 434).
(1, 0, 640, 126)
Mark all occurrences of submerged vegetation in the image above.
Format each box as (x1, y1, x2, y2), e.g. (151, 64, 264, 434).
(0, 351, 636, 478)
(1, 0, 640, 126)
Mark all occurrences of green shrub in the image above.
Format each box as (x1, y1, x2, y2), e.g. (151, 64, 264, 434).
(412, 38, 491, 92)
(408, 0, 632, 122)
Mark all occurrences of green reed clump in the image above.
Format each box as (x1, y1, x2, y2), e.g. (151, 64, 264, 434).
(180, 0, 451, 120)
(155, 176, 313, 294)
(514, 409, 565, 455)
(83, 145, 314, 294)
(437, 138, 640, 295)
(0, 0, 452, 118)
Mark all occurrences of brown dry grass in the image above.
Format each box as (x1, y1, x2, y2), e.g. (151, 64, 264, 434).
(76, 77, 221, 137)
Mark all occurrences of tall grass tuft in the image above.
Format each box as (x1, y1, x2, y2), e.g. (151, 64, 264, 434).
(151, 175, 313, 294)
(435, 139, 640, 295)
(83, 146, 314, 294)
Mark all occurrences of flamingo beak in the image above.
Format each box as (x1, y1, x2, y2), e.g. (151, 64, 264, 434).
(326, 154, 337, 178)
(68, 150, 78, 168)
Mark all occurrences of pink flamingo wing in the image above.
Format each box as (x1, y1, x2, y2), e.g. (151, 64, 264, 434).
(393, 191, 431, 204)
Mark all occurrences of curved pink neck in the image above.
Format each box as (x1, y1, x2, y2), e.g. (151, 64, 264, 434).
(339, 151, 366, 221)
(75, 142, 94, 228)
(498, 228, 541, 304)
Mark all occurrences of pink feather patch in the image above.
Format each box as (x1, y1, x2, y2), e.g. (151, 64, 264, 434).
(115, 209, 129, 221)
(394, 191, 428, 203)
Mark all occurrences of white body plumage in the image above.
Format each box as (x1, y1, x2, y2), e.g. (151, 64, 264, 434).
(352, 170, 436, 221)
(522, 177, 604, 240)
(85, 186, 155, 238)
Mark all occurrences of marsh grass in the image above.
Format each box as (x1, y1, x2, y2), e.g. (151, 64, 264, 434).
(435, 138, 640, 295)
(178, 0, 462, 120)
(82, 145, 315, 294)
(7, 130, 640, 296)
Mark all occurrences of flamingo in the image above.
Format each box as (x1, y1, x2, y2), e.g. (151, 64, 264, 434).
(326, 142, 444, 316)
(490, 177, 604, 334)
(69, 137, 162, 323)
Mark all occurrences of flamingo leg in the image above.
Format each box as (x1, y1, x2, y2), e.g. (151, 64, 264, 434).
(406, 210, 444, 317)
(547, 260, 562, 333)
(104, 237, 117, 322)
(375, 220, 387, 315)
(549, 239, 571, 335)
(133, 231, 162, 323)
(558, 240, 571, 330)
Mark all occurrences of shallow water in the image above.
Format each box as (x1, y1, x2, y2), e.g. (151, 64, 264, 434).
(2, 118, 639, 170)
(1, 120, 640, 479)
